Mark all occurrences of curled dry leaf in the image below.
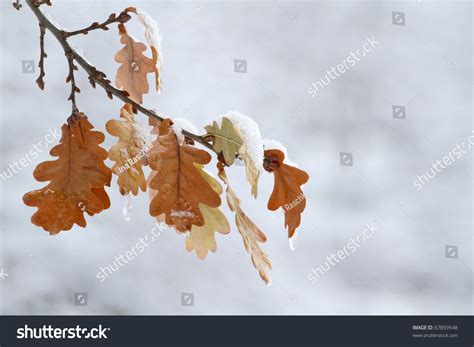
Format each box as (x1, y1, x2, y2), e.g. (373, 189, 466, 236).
(185, 164, 230, 259)
(126, 7, 163, 92)
(106, 103, 150, 195)
(114, 23, 155, 104)
(148, 118, 221, 232)
(205, 117, 243, 166)
(225, 112, 264, 198)
(217, 162, 272, 285)
(264, 149, 309, 238)
(23, 114, 112, 234)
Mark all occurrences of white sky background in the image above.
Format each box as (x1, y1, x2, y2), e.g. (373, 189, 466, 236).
(0, 0, 472, 314)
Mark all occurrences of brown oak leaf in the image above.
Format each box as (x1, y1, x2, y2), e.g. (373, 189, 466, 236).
(148, 118, 221, 232)
(114, 23, 155, 104)
(106, 104, 149, 195)
(264, 149, 309, 238)
(218, 162, 272, 285)
(23, 114, 112, 234)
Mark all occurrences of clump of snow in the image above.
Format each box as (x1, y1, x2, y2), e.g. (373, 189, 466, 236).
(171, 117, 199, 145)
(70, 45, 94, 67)
(263, 138, 298, 167)
(225, 111, 264, 174)
(172, 117, 198, 134)
(170, 210, 196, 218)
(132, 121, 152, 150)
(135, 8, 163, 70)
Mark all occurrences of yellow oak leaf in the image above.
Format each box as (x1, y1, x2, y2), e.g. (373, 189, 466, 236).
(185, 164, 230, 259)
(205, 117, 243, 166)
(224, 112, 263, 198)
(106, 103, 149, 196)
(185, 204, 230, 259)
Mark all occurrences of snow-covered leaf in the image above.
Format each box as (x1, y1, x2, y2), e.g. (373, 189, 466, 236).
(222, 111, 264, 198)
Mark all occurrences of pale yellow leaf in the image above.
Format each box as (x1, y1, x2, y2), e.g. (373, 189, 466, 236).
(106, 104, 149, 196)
(217, 163, 272, 284)
(186, 204, 230, 259)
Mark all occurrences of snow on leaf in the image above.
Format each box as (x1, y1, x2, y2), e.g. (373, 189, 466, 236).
(23, 114, 111, 234)
(263, 138, 298, 167)
(217, 162, 272, 285)
(171, 117, 199, 145)
(225, 111, 264, 198)
(127, 7, 163, 92)
(205, 116, 243, 166)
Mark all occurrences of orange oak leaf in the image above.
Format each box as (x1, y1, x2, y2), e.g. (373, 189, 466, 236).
(218, 162, 272, 285)
(114, 23, 155, 104)
(106, 104, 150, 195)
(23, 114, 112, 234)
(264, 149, 309, 238)
(147, 117, 166, 225)
(148, 118, 221, 232)
(126, 7, 163, 92)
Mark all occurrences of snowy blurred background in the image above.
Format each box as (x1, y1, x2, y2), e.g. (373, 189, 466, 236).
(0, 0, 472, 315)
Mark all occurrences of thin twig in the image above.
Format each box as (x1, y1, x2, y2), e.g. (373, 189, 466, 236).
(33, 0, 51, 6)
(65, 50, 80, 115)
(65, 12, 131, 37)
(24, 0, 214, 152)
(36, 23, 46, 90)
